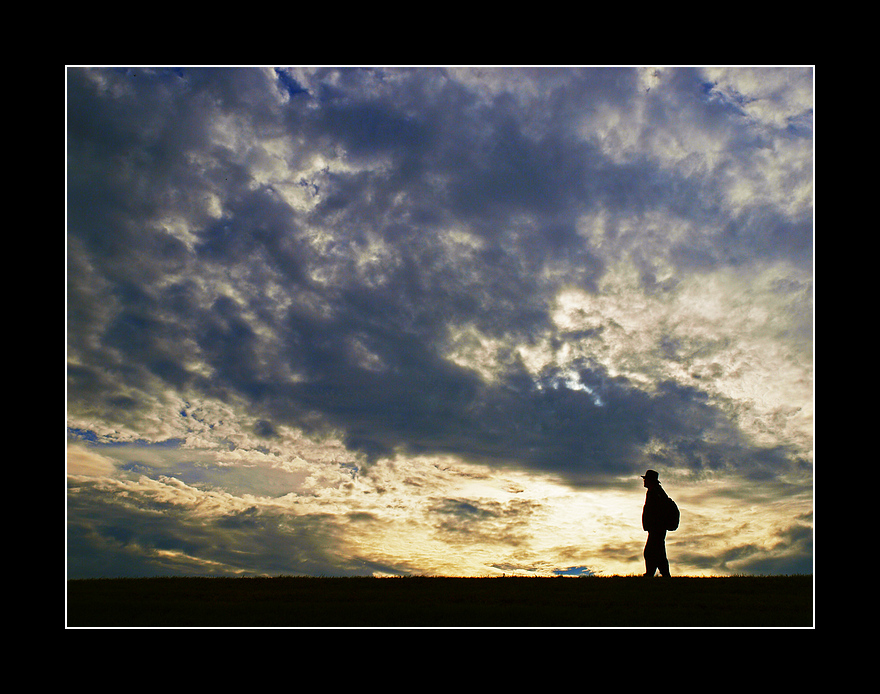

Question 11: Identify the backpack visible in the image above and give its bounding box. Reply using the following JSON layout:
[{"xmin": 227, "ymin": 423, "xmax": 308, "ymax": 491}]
[{"xmin": 665, "ymin": 496, "xmax": 680, "ymax": 531}]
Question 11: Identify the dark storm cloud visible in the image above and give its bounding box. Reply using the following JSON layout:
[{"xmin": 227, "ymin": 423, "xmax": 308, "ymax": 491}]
[{"xmin": 67, "ymin": 66, "xmax": 812, "ymax": 489}]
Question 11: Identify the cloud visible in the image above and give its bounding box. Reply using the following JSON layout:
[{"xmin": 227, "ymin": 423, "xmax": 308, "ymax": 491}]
[
  {"xmin": 67, "ymin": 66, "xmax": 813, "ymax": 578},
  {"xmin": 67, "ymin": 443, "xmax": 116, "ymax": 477},
  {"xmin": 67, "ymin": 473, "xmax": 380, "ymax": 578}
]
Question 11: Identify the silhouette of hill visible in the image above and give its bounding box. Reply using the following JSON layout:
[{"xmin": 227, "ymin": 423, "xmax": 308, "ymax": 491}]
[{"xmin": 66, "ymin": 574, "xmax": 812, "ymax": 627}]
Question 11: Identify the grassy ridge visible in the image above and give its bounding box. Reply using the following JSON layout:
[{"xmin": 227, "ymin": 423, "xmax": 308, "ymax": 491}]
[{"xmin": 66, "ymin": 575, "xmax": 813, "ymax": 627}]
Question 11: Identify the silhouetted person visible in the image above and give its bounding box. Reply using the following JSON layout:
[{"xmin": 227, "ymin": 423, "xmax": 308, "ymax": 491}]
[{"xmin": 641, "ymin": 469, "xmax": 671, "ymax": 577}]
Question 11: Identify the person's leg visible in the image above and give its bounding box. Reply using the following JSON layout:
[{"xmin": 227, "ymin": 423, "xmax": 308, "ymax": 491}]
[
  {"xmin": 658, "ymin": 544, "xmax": 670, "ymax": 577},
  {"xmin": 644, "ymin": 533, "xmax": 659, "ymax": 576},
  {"xmin": 655, "ymin": 529, "xmax": 670, "ymax": 577}
]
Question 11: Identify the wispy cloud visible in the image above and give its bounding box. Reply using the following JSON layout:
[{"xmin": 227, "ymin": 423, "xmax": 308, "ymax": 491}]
[{"xmin": 67, "ymin": 66, "xmax": 813, "ymax": 578}]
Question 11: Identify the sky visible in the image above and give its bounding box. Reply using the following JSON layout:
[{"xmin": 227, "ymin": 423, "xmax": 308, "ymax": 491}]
[{"xmin": 66, "ymin": 66, "xmax": 813, "ymax": 579}]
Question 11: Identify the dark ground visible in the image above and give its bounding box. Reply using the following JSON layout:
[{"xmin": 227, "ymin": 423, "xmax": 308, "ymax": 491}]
[{"xmin": 66, "ymin": 574, "xmax": 813, "ymax": 627}]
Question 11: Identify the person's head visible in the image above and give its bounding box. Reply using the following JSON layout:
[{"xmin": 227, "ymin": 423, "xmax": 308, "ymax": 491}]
[{"xmin": 641, "ymin": 469, "xmax": 659, "ymax": 488}]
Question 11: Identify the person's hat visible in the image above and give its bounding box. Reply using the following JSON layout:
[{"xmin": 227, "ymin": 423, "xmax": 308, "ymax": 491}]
[{"xmin": 641, "ymin": 469, "xmax": 659, "ymax": 481}]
